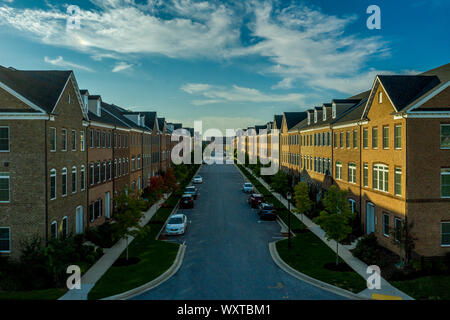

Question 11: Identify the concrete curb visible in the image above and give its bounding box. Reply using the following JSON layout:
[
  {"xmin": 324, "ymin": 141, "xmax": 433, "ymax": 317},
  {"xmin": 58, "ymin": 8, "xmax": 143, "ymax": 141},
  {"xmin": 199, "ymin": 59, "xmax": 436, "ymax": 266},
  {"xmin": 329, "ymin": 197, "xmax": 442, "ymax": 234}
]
[
  {"xmin": 102, "ymin": 243, "xmax": 186, "ymax": 300},
  {"xmin": 269, "ymin": 241, "xmax": 365, "ymax": 300},
  {"xmin": 155, "ymin": 202, "xmax": 181, "ymax": 240}
]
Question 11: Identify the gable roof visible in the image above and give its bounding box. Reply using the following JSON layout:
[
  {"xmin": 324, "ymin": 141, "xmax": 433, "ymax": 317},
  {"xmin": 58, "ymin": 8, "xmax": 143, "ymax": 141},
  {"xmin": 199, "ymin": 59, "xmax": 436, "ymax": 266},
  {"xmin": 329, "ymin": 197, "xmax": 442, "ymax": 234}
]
[
  {"xmin": 283, "ymin": 112, "xmax": 307, "ymax": 130},
  {"xmin": 0, "ymin": 66, "xmax": 74, "ymax": 114},
  {"xmin": 273, "ymin": 115, "xmax": 283, "ymax": 130},
  {"xmin": 157, "ymin": 117, "xmax": 166, "ymax": 133}
]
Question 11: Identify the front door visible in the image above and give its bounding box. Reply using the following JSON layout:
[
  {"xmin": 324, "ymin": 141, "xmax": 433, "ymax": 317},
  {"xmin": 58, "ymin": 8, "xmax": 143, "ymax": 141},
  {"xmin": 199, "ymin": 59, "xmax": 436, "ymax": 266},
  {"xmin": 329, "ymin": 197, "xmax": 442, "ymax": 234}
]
[
  {"xmin": 105, "ymin": 192, "xmax": 111, "ymax": 219},
  {"xmin": 366, "ymin": 203, "xmax": 375, "ymax": 234},
  {"xmin": 76, "ymin": 206, "xmax": 83, "ymax": 234}
]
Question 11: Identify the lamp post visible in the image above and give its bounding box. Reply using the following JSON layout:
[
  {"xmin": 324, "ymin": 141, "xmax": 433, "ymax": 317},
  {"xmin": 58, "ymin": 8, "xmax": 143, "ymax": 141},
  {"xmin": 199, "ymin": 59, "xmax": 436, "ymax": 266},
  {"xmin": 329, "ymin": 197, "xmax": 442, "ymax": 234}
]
[{"xmin": 286, "ymin": 191, "xmax": 292, "ymax": 249}]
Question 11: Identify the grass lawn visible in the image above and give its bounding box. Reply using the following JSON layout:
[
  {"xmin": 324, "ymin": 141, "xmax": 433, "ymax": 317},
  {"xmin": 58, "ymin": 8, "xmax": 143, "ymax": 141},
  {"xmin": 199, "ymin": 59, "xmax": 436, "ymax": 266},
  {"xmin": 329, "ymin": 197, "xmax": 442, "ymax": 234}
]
[
  {"xmin": 276, "ymin": 231, "xmax": 367, "ymax": 293},
  {"xmin": 0, "ymin": 288, "xmax": 66, "ymax": 300},
  {"xmin": 391, "ymin": 275, "xmax": 450, "ymax": 300}
]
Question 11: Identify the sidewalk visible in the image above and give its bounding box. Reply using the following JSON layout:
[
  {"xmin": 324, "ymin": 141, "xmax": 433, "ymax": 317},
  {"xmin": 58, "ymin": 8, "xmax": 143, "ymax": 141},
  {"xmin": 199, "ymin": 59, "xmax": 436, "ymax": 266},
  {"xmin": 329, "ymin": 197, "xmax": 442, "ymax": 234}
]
[
  {"xmin": 242, "ymin": 166, "xmax": 414, "ymax": 300},
  {"xmin": 59, "ymin": 195, "xmax": 169, "ymax": 300}
]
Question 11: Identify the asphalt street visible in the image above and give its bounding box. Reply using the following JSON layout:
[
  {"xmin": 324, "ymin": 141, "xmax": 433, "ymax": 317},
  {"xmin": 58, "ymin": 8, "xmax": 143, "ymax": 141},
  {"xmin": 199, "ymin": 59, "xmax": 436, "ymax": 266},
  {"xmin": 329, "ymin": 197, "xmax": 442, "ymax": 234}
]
[{"xmin": 132, "ymin": 163, "xmax": 344, "ymax": 300}]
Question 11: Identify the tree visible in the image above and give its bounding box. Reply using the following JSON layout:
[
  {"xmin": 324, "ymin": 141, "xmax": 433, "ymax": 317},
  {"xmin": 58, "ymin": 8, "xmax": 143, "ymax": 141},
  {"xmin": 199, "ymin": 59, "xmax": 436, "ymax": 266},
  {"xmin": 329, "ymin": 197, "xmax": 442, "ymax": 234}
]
[
  {"xmin": 390, "ymin": 217, "xmax": 416, "ymax": 266},
  {"xmin": 270, "ymin": 171, "xmax": 290, "ymax": 196},
  {"xmin": 313, "ymin": 186, "xmax": 354, "ymax": 265},
  {"xmin": 314, "ymin": 212, "xmax": 353, "ymax": 265},
  {"xmin": 113, "ymin": 187, "xmax": 149, "ymax": 261},
  {"xmin": 173, "ymin": 164, "xmax": 188, "ymax": 182},
  {"xmin": 293, "ymin": 182, "xmax": 313, "ymax": 218},
  {"xmin": 144, "ymin": 175, "xmax": 166, "ymax": 203},
  {"xmin": 164, "ymin": 167, "xmax": 178, "ymax": 192}
]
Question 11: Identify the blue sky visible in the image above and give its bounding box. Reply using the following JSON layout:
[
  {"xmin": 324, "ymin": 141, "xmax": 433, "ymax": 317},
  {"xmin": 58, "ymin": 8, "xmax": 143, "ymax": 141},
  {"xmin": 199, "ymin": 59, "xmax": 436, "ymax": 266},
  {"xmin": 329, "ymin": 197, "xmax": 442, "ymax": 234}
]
[{"xmin": 0, "ymin": 0, "xmax": 448, "ymax": 133}]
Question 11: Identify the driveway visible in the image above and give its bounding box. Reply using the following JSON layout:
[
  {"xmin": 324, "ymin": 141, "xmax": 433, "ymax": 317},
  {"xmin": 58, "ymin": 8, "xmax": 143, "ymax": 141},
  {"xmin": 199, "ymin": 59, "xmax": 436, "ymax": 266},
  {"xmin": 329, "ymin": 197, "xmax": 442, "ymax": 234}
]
[{"xmin": 133, "ymin": 163, "xmax": 344, "ymax": 300}]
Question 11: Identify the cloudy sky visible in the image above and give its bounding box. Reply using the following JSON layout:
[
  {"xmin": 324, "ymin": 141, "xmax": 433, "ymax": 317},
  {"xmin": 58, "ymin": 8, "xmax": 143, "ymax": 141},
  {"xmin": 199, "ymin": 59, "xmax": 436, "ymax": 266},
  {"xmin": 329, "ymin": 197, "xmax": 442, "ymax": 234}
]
[{"xmin": 0, "ymin": 0, "xmax": 448, "ymax": 133}]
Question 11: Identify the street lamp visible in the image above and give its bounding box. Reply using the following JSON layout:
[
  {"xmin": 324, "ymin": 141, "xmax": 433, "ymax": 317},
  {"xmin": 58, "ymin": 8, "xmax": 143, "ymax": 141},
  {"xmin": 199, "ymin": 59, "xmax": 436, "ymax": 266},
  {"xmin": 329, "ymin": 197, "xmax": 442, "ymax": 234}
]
[{"xmin": 286, "ymin": 191, "xmax": 292, "ymax": 249}]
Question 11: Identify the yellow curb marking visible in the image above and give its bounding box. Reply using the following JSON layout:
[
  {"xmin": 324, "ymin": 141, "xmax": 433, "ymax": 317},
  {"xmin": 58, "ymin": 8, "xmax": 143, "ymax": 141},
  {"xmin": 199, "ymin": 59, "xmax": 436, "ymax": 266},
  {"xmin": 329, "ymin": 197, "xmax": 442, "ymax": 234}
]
[{"xmin": 372, "ymin": 293, "xmax": 403, "ymax": 300}]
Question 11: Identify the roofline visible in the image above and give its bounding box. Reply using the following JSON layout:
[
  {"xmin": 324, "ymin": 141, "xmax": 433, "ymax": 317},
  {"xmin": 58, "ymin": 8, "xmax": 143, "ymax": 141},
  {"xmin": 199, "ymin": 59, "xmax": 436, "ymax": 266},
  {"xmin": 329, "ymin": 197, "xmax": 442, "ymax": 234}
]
[
  {"xmin": 0, "ymin": 81, "xmax": 47, "ymax": 114},
  {"xmin": 405, "ymin": 81, "xmax": 450, "ymax": 113}
]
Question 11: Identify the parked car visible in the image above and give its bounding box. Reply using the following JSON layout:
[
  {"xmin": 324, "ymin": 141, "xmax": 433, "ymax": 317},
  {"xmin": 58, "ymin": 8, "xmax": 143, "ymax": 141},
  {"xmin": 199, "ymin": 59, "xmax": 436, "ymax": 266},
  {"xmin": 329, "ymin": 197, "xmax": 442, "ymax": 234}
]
[
  {"xmin": 248, "ymin": 193, "xmax": 265, "ymax": 208},
  {"xmin": 166, "ymin": 214, "xmax": 188, "ymax": 235},
  {"xmin": 184, "ymin": 186, "xmax": 198, "ymax": 199},
  {"xmin": 179, "ymin": 194, "xmax": 194, "ymax": 209},
  {"xmin": 242, "ymin": 182, "xmax": 254, "ymax": 193},
  {"xmin": 193, "ymin": 175, "xmax": 203, "ymax": 184},
  {"xmin": 258, "ymin": 203, "xmax": 277, "ymax": 220}
]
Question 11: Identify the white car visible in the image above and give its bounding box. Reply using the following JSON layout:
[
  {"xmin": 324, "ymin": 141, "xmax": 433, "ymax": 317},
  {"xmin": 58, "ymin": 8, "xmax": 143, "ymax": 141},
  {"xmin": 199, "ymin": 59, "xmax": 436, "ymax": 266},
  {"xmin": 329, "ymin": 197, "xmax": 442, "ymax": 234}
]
[
  {"xmin": 165, "ymin": 214, "xmax": 188, "ymax": 235},
  {"xmin": 242, "ymin": 182, "xmax": 254, "ymax": 193},
  {"xmin": 193, "ymin": 175, "xmax": 203, "ymax": 184}
]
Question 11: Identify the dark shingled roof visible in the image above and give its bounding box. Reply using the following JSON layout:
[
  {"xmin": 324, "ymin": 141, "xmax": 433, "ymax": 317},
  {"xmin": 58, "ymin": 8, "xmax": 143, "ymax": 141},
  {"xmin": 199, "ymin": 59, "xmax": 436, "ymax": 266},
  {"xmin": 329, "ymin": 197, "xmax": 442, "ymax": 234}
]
[
  {"xmin": 0, "ymin": 65, "xmax": 72, "ymax": 113},
  {"xmin": 378, "ymin": 75, "xmax": 440, "ymax": 111},
  {"xmin": 157, "ymin": 117, "xmax": 166, "ymax": 132},
  {"xmin": 255, "ymin": 125, "xmax": 267, "ymax": 134},
  {"xmin": 284, "ymin": 112, "xmax": 307, "ymax": 130},
  {"xmin": 274, "ymin": 115, "xmax": 283, "ymax": 130},
  {"xmin": 100, "ymin": 102, "xmax": 136, "ymax": 129},
  {"xmin": 333, "ymin": 98, "xmax": 368, "ymax": 125}
]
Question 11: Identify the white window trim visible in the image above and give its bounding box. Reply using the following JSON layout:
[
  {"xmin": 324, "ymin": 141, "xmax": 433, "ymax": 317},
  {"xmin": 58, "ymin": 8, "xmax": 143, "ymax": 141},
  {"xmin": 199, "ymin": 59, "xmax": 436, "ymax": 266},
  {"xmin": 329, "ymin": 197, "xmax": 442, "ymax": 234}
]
[
  {"xmin": 394, "ymin": 218, "xmax": 402, "ymax": 242},
  {"xmin": 336, "ymin": 162, "xmax": 342, "ymax": 180},
  {"xmin": 348, "ymin": 163, "xmax": 357, "ymax": 184},
  {"xmin": 441, "ymin": 222, "xmax": 450, "ymax": 247},
  {"xmin": 62, "ymin": 216, "xmax": 68, "ymax": 238},
  {"xmin": 373, "ymin": 164, "xmax": 389, "ymax": 193},
  {"xmin": 0, "ymin": 172, "xmax": 10, "ymax": 203},
  {"xmin": 0, "ymin": 126, "xmax": 10, "ymax": 153},
  {"xmin": 80, "ymin": 165, "xmax": 86, "ymax": 191},
  {"xmin": 348, "ymin": 199, "xmax": 356, "ymax": 213},
  {"xmin": 50, "ymin": 169, "xmax": 57, "ymax": 200},
  {"xmin": 378, "ymin": 91, "xmax": 383, "ymax": 104},
  {"xmin": 62, "ymin": 167, "xmax": 68, "ymax": 197},
  {"xmin": 51, "ymin": 220, "xmax": 58, "ymax": 239},
  {"xmin": 72, "ymin": 130, "xmax": 77, "ymax": 151},
  {"xmin": 394, "ymin": 125, "xmax": 402, "ymax": 150},
  {"xmin": 72, "ymin": 166, "xmax": 77, "ymax": 194},
  {"xmin": 394, "ymin": 167, "xmax": 402, "ymax": 197},
  {"xmin": 80, "ymin": 130, "xmax": 85, "ymax": 152},
  {"xmin": 0, "ymin": 227, "xmax": 11, "ymax": 253}
]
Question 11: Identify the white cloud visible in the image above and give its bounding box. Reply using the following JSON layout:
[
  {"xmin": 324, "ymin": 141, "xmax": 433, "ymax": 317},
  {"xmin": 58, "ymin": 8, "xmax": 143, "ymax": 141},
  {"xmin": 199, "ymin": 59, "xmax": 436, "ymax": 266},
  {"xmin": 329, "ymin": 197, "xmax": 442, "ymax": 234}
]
[
  {"xmin": 44, "ymin": 56, "xmax": 93, "ymax": 72},
  {"xmin": 182, "ymin": 82, "xmax": 305, "ymax": 106},
  {"xmin": 112, "ymin": 61, "xmax": 133, "ymax": 72},
  {"xmin": 0, "ymin": 1, "xmax": 391, "ymax": 94}
]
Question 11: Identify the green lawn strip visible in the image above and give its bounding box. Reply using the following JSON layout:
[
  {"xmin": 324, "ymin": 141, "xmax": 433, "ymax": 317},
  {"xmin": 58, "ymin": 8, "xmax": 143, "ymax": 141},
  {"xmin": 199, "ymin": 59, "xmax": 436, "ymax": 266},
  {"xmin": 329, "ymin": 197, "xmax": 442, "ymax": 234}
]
[
  {"xmin": 276, "ymin": 233, "xmax": 367, "ymax": 293},
  {"xmin": 391, "ymin": 275, "xmax": 450, "ymax": 300},
  {"xmin": 0, "ymin": 288, "xmax": 67, "ymax": 300},
  {"xmin": 88, "ymin": 165, "xmax": 200, "ymax": 300}
]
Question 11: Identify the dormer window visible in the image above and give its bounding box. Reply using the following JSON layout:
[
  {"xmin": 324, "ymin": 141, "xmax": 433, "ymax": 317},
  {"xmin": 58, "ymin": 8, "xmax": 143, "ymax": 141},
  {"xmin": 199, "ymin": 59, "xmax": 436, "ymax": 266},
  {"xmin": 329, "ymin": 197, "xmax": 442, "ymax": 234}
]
[
  {"xmin": 96, "ymin": 100, "xmax": 101, "ymax": 117},
  {"xmin": 323, "ymin": 108, "xmax": 327, "ymax": 121},
  {"xmin": 332, "ymin": 104, "xmax": 336, "ymax": 118},
  {"xmin": 378, "ymin": 92, "xmax": 383, "ymax": 104},
  {"xmin": 68, "ymin": 94, "xmax": 71, "ymax": 104},
  {"xmin": 314, "ymin": 110, "xmax": 318, "ymax": 123},
  {"xmin": 84, "ymin": 96, "xmax": 88, "ymax": 108},
  {"xmin": 307, "ymin": 113, "xmax": 311, "ymax": 125}
]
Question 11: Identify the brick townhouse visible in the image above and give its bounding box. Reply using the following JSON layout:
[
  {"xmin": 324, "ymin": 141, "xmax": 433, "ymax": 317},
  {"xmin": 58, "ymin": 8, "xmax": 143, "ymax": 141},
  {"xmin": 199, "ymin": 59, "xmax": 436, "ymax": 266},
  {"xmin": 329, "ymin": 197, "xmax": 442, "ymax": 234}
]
[
  {"xmin": 158, "ymin": 118, "xmax": 169, "ymax": 173},
  {"xmin": 0, "ymin": 66, "xmax": 88, "ymax": 259},
  {"xmin": 249, "ymin": 63, "xmax": 450, "ymax": 258}
]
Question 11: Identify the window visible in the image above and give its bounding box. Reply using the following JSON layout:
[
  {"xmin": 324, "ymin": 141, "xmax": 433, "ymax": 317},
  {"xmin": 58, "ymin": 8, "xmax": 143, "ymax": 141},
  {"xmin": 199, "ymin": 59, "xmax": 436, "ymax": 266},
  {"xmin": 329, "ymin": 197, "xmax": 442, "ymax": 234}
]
[
  {"xmin": 80, "ymin": 130, "xmax": 85, "ymax": 151},
  {"xmin": 132, "ymin": 157, "xmax": 136, "ymax": 171},
  {"xmin": 62, "ymin": 129, "xmax": 67, "ymax": 151},
  {"xmin": 102, "ymin": 162, "xmax": 106, "ymax": 182},
  {"xmin": 335, "ymin": 161, "xmax": 342, "ymax": 180},
  {"xmin": 334, "ymin": 132, "xmax": 337, "ymax": 148},
  {"xmin": 114, "ymin": 159, "xmax": 117, "ymax": 177},
  {"xmin": 51, "ymin": 221, "xmax": 58, "ymax": 239},
  {"xmin": 339, "ymin": 132, "xmax": 343, "ymax": 148},
  {"xmin": 62, "ymin": 217, "xmax": 68, "ymax": 239},
  {"xmin": 50, "ymin": 169, "xmax": 56, "ymax": 200},
  {"xmin": 0, "ymin": 173, "xmax": 10, "ymax": 203},
  {"xmin": 348, "ymin": 199, "xmax": 356, "ymax": 213},
  {"xmin": 89, "ymin": 129, "xmax": 94, "ymax": 148},
  {"xmin": 49, "ymin": 127, "xmax": 56, "ymax": 152},
  {"xmin": 441, "ymin": 124, "xmax": 450, "ymax": 149},
  {"xmin": 62, "ymin": 168, "xmax": 68, "ymax": 196},
  {"xmin": 89, "ymin": 203, "xmax": 95, "ymax": 222},
  {"xmin": 383, "ymin": 214, "xmax": 390, "ymax": 237},
  {"xmin": 395, "ymin": 168, "xmax": 402, "ymax": 196},
  {"xmin": 80, "ymin": 166, "xmax": 85, "ymax": 191},
  {"xmin": 442, "ymin": 222, "xmax": 450, "ymax": 246},
  {"xmin": 72, "ymin": 167, "xmax": 77, "ymax": 193},
  {"xmin": 96, "ymin": 131, "xmax": 100, "ymax": 148},
  {"xmin": 383, "ymin": 126, "xmax": 389, "ymax": 149},
  {"xmin": 378, "ymin": 91, "xmax": 383, "ymax": 104},
  {"xmin": 372, "ymin": 127, "xmax": 378, "ymax": 149},
  {"xmin": 348, "ymin": 163, "xmax": 356, "ymax": 184},
  {"xmin": 96, "ymin": 163, "xmax": 101, "ymax": 183},
  {"xmin": 353, "ymin": 130, "xmax": 358, "ymax": 148},
  {"xmin": 346, "ymin": 131, "xmax": 350, "ymax": 148},
  {"xmin": 95, "ymin": 199, "xmax": 103, "ymax": 219},
  {"xmin": 72, "ymin": 130, "xmax": 77, "ymax": 151},
  {"xmin": 118, "ymin": 159, "xmax": 122, "ymax": 176},
  {"xmin": 363, "ymin": 128, "xmax": 368, "ymax": 149},
  {"xmin": 441, "ymin": 168, "xmax": 450, "ymax": 198},
  {"xmin": 363, "ymin": 164, "xmax": 369, "ymax": 187},
  {"xmin": 394, "ymin": 218, "xmax": 402, "ymax": 242},
  {"xmin": 373, "ymin": 164, "xmax": 389, "ymax": 192},
  {"xmin": 89, "ymin": 163, "xmax": 94, "ymax": 185},
  {"xmin": 108, "ymin": 161, "xmax": 112, "ymax": 180},
  {"xmin": 138, "ymin": 156, "xmax": 141, "ymax": 169},
  {"xmin": 102, "ymin": 132, "xmax": 106, "ymax": 148},
  {"xmin": 0, "ymin": 127, "xmax": 9, "ymax": 153},
  {"xmin": 0, "ymin": 228, "xmax": 10, "ymax": 252},
  {"xmin": 394, "ymin": 125, "xmax": 402, "ymax": 149}
]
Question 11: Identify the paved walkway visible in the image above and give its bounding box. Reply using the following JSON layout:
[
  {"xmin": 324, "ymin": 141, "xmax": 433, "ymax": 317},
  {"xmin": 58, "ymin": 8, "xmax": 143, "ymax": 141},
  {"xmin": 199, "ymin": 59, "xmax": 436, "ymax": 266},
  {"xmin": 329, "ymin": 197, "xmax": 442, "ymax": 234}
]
[
  {"xmin": 242, "ymin": 166, "xmax": 414, "ymax": 300},
  {"xmin": 59, "ymin": 196, "xmax": 169, "ymax": 300}
]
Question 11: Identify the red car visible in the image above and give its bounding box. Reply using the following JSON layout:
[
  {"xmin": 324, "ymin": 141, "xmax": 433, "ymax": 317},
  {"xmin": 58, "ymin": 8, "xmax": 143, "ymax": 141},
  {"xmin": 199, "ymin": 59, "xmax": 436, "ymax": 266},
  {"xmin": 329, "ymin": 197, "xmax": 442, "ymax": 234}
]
[{"xmin": 248, "ymin": 193, "xmax": 265, "ymax": 208}]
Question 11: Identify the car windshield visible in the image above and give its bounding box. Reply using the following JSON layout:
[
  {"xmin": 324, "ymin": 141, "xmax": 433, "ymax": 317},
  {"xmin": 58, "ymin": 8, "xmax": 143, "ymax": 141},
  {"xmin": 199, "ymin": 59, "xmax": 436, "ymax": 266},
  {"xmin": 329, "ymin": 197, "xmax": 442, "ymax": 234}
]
[
  {"xmin": 245, "ymin": 183, "xmax": 253, "ymax": 187},
  {"xmin": 186, "ymin": 187, "xmax": 195, "ymax": 191},
  {"xmin": 263, "ymin": 205, "xmax": 273, "ymax": 210},
  {"xmin": 254, "ymin": 195, "xmax": 263, "ymax": 198},
  {"xmin": 168, "ymin": 217, "xmax": 183, "ymax": 224},
  {"xmin": 195, "ymin": 176, "xmax": 201, "ymax": 179},
  {"xmin": 182, "ymin": 194, "xmax": 192, "ymax": 198}
]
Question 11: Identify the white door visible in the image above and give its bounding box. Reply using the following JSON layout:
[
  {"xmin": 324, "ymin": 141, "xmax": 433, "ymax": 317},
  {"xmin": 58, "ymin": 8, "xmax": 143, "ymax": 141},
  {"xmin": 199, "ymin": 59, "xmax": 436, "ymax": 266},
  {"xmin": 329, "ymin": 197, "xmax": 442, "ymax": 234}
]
[
  {"xmin": 76, "ymin": 206, "xmax": 83, "ymax": 234},
  {"xmin": 105, "ymin": 192, "xmax": 111, "ymax": 219},
  {"xmin": 366, "ymin": 203, "xmax": 375, "ymax": 234}
]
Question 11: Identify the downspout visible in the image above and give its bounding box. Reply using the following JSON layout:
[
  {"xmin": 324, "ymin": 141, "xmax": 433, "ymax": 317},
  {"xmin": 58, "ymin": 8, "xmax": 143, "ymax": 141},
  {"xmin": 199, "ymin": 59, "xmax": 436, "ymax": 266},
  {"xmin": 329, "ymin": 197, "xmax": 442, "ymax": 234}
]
[
  {"xmin": 85, "ymin": 124, "xmax": 89, "ymax": 230},
  {"xmin": 359, "ymin": 121, "xmax": 363, "ymax": 224},
  {"xmin": 44, "ymin": 118, "xmax": 48, "ymax": 244}
]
